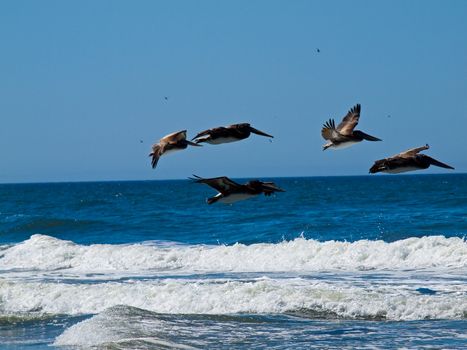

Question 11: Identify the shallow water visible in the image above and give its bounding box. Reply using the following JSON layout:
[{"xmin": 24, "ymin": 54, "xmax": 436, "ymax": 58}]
[{"xmin": 0, "ymin": 175, "xmax": 466, "ymax": 349}]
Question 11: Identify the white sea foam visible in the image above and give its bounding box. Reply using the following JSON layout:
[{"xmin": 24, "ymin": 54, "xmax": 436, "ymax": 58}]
[
  {"xmin": 0, "ymin": 277, "xmax": 466, "ymax": 321},
  {"xmin": 0, "ymin": 234, "xmax": 465, "ymax": 275},
  {"xmin": 54, "ymin": 304, "xmax": 467, "ymax": 348},
  {"xmin": 1, "ymin": 235, "xmax": 465, "ymax": 323},
  {"xmin": 54, "ymin": 306, "xmax": 198, "ymax": 348}
]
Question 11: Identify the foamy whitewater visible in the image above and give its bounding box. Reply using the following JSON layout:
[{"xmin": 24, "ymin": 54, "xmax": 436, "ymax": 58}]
[
  {"xmin": 1, "ymin": 234, "xmax": 466, "ymax": 273},
  {"xmin": 1, "ymin": 176, "xmax": 466, "ymax": 349}
]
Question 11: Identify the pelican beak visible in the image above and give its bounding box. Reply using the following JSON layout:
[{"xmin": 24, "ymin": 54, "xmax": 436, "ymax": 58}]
[{"xmin": 249, "ymin": 126, "xmax": 273, "ymax": 138}]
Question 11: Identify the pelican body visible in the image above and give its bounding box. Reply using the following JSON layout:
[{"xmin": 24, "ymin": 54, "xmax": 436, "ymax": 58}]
[
  {"xmin": 192, "ymin": 123, "xmax": 273, "ymax": 145},
  {"xmin": 190, "ymin": 175, "xmax": 285, "ymax": 204},
  {"xmin": 149, "ymin": 130, "xmax": 200, "ymax": 169},
  {"xmin": 369, "ymin": 145, "xmax": 454, "ymax": 174},
  {"xmin": 321, "ymin": 104, "xmax": 381, "ymax": 150}
]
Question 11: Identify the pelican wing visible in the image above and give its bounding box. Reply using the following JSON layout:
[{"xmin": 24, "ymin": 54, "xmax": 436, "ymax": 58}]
[
  {"xmin": 321, "ymin": 119, "xmax": 341, "ymax": 140},
  {"xmin": 149, "ymin": 144, "xmax": 162, "ymax": 169},
  {"xmin": 260, "ymin": 181, "xmax": 285, "ymax": 193},
  {"xmin": 190, "ymin": 175, "xmax": 243, "ymax": 194},
  {"xmin": 192, "ymin": 128, "xmax": 212, "ymax": 140},
  {"xmin": 228, "ymin": 123, "xmax": 249, "ymax": 128},
  {"xmin": 336, "ymin": 104, "xmax": 361, "ymax": 135},
  {"xmin": 161, "ymin": 130, "xmax": 187, "ymax": 143},
  {"xmin": 192, "ymin": 127, "xmax": 229, "ymax": 140},
  {"xmin": 396, "ymin": 144, "xmax": 429, "ymax": 158}
]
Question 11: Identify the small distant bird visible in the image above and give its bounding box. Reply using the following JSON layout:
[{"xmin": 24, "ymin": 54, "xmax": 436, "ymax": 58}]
[
  {"xmin": 192, "ymin": 123, "xmax": 273, "ymax": 145},
  {"xmin": 316, "ymin": 48, "xmax": 320, "ymax": 53},
  {"xmin": 164, "ymin": 96, "xmax": 168, "ymax": 101},
  {"xmin": 139, "ymin": 140, "xmax": 144, "ymax": 143},
  {"xmin": 149, "ymin": 130, "xmax": 201, "ymax": 169},
  {"xmin": 190, "ymin": 175, "xmax": 285, "ymax": 204},
  {"xmin": 369, "ymin": 144, "xmax": 454, "ymax": 174},
  {"xmin": 321, "ymin": 104, "xmax": 381, "ymax": 150}
]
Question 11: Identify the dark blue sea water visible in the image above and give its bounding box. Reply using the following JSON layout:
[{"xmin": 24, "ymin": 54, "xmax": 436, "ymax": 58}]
[{"xmin": 0, "ymin": 175, "xmax": 466, "ymax": 349}]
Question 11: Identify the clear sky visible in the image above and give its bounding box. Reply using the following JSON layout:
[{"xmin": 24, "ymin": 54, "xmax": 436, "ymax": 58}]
[{"xmin": 1, "ymin": 0, "xmax": 466, "ymax": 183}]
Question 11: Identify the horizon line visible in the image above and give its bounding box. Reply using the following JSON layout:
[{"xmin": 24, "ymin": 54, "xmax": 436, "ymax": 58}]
[{"xmin": 0, "ymin": 172, "xmax": 465, "ymax": 186}]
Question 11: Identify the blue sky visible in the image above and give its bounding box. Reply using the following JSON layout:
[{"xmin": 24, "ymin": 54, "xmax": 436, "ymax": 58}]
[{"xmin": 1, "ymin": 0, "xmax": 466, "ymax": 183}]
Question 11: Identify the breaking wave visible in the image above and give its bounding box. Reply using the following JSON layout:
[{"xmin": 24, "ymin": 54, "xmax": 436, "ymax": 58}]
[
  {"xmin": 0, "ymin": 234, "xmax": 466, "ymax": 274},
  {"xmin": 53, "ymin": 304, "xmax": 467, "ymax": 348},
  {"xmin": 1, "ymin": 235, "xmax": 465, "ymax": 324},
  {"xmin": 1, "ymin": 277, "xmax": 466, "ymax": 321}
]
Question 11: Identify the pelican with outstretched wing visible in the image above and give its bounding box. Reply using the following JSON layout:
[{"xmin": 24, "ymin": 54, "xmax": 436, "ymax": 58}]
[
  {"xmin": 149, "ymin": 130, "xmax": 201, "ymax": 169},
  {"xmin": 369, "ymin": 144, "xmax": 454, "ymax": 174},
  {"xmin": 192, "ymin": 123, "xmax": 273, "ymax": 145},
  {"xmin": 190, "ymin": 175, "xmax": 285, "ymax": 204},
  {"xmin": 321, "ymin": 104, "xmax": 381, "ymax": 150}
]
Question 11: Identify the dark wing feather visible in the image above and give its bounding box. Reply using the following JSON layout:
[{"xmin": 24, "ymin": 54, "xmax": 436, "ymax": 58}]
[
  {"xmin": 192, "ymin": 128, "xmax": 213, "ymax": 140},
  {"xmin": 321, "ymin": 119, "xmax": 340, "ymax": 140},
  {"xmin": 227, "ymin": 123, "xmax": 250, "ymax": 129},
  {"xmin": 192, "ymin": 127, "xmax": 229, "ymax": 140},
  {"xmin": 149, "ymin": 144, "xmax": 162, "ymax": 169},
  {"xmin": 190, "ymin": 175, "xmax": 243, "ymax": 194},
  {"xmin": 336, "ymin": 104, "xmax": 360, "ymax": 135},
  {"xmin": 260, "ymin": 182, "xmax": 285, "ymax": 193}
]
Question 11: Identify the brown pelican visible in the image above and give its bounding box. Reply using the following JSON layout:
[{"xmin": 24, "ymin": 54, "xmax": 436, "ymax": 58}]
[
  {"xmin": 192, "ymin": 123, "xmax": 273, "ymax": 145},
  {"xmin": 321, "ymin": 104, "xmax": 381, "ymax": 150},
  {"xmin": 369, "ymin": 144, "xmax": 454, "ymax": 174},
  {"xmin": 190, "ymin": 175, "xmax": 285, "ymax": 204},
  {"xmin": 149, "ymin": 130, "xmax": 200, "ymax": 169}
]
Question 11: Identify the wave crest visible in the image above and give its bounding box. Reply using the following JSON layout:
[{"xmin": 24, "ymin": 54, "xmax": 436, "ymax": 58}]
[
  {"xmin": 1, "ymin": 278, "xmax": 466, "ymax": 321},
  {"xmin": 0, "ymin": 234, "xmax": 466, "ymax": 274}
]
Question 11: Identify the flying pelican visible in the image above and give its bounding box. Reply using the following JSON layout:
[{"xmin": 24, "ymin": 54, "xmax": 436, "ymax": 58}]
[
  {"xmin": 369, "ymin": 144, "xmax": 454, "ymax": 174},
  {"xmin": 192, "ymin": 123, "xmax": 273, "ymax": 145},
  {"xmin": 149, "ymin": 130, "xmax": 200, "ymax": 169},
  {"xmin": 190, "ymin": 175, "xmax": 285, "ymax": 204},
  {"xmin": 321, "ymin": 104, "xmax": 381, "ymax": 150}
]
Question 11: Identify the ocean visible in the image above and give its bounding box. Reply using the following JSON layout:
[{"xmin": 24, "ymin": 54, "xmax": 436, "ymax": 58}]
[{"xmin": 0, "ymin": 174, "xmax": 466, "ymax": 349}]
